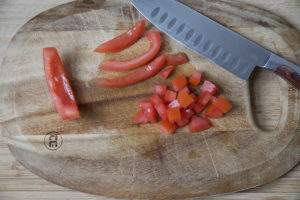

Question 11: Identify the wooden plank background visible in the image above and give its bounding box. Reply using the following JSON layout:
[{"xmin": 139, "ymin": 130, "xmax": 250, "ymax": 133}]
[{"xmin": 0, "ymin": 0, "xmax": 299, "ymax": 199}]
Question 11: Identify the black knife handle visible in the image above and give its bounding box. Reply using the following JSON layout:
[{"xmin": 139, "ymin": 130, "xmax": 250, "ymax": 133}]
[{"xmin": 264, "ymin": 53, "xmax": 300, "ymax": 89}]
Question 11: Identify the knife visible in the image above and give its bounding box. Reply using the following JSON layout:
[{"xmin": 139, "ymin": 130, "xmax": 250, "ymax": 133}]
[{"xmin": 130, "ymin": 0, "xmax": 300, "ymax": 89}]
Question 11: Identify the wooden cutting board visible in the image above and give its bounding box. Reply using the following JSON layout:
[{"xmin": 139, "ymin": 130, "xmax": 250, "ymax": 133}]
[{"xmin": 0, "ymin": 0, "xmax": 299, "ymax": 199}]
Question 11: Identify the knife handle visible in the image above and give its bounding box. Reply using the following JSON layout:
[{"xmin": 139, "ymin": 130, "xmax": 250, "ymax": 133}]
[{"xmin": 264, "ymin": 53, "xmax": 300, "ymax": 89}]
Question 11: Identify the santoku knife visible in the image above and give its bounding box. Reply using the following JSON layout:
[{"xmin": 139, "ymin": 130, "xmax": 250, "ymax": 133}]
[{"xmin": 130, "ymin": 0, "xmax": 300, "ymax": 89}]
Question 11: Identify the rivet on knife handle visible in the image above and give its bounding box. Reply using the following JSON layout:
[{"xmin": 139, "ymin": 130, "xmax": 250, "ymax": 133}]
[{"xmin": 263, "ymin": 53, "xmax": 300, "ymax": 89}]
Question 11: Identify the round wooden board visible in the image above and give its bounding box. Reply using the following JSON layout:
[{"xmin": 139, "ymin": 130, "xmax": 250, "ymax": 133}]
[{"xmin": 0, "ymin": 0, "xmax": 299, "ymax": 199}]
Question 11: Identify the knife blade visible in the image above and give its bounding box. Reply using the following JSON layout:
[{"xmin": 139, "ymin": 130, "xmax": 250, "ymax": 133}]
[{"xmin": 130, "ymin": 0, "xmax": 300, "ymax": 89}]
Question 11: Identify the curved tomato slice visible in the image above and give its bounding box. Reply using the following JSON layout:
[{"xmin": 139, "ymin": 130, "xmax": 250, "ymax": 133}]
[
  {"xmin": 43, "ymin": 47, "xmax": 80, "ymax": 120},
  {"xmin": 166, "ymin": 52, "xmax": 188, "ymax": 66},
  {"xmin": 94, "ymin": 20, "xmax": 146, "ymax": 53},
  {"xmin": 99, "ymin": 31, "xmax": 161, "ymax": 71},
  {"xmin": 98, "ymin": 54, "xmax": 166, "ymax": 87}
]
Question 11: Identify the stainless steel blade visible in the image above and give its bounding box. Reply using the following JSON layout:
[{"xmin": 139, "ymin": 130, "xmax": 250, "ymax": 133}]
[{"xmin": 130, "ymin": 0, "xmax": 272, "ymax": 80}]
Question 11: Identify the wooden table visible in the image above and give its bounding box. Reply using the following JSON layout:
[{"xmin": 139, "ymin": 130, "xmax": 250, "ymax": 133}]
[{"xmin": 0, "ymin": 0, "xmax": 299, "ymax": 199}]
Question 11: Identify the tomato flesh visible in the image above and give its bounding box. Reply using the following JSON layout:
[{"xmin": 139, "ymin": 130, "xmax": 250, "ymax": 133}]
[
  {"xmin": 139, "ymin": 100, "xmax": 157, "ymax": 123},
  {"xmin": 189, "ymin": 70, "xmax": 202, "ymax": 86},
  {"xmin": 166, "ymin": 52, "xmax": 188, "ymax": 66},
  {"xmin": 43, "ymin": 47, "xmax": 80, "ymax": 120},
  {"xmin": 99, "ymin": 31, "xmax": 161, "ymax": 71},
  {"xmin": 134, "ymin": 110, "xmax": 149, "ymax": 123},
  {"xmin": 159, "ymin": 120, "xmax": 177, "ymax": 135},
  {"xmin": 201, "ymin": 80, "xmax": 219, "ymax": 95},
  {"xmin": 160, "ymin": 66, "xmax": 174, "ymax": 79},
  {"xmin": 172, "ymin": 74, "xmax": 187, "ymax": 91},
  {"xmin": 205, "ymin": 105, "xmax": 223, "ymax": 118},
  {"xmin": 189, "ymin": 116, "xmax": 212, "ymax": 132},
  {"xmin": 213, "ymin": 96, "xmax": 232, "ymax": 113},
  {"xmin": 164, "ymin": 89, "xmax": 177, "ymax": 103},
  {"xmin": 154, "ymin": 85, "xmax": 168, "ymax": 99},
  {"xmin": 94, "ymin": 20, "xmax": 146, "ymax": 53}
]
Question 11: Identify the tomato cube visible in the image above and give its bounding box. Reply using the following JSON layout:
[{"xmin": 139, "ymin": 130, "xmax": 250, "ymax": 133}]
[
  {"xmin": 192, "ymin": 102, "xmax": 206, "ymax": 114},
  {"xmin": 205, "ymin": 104, "xmax": 223, "ymax": 118},
  {"xmin": 178, "ymin": 85, "xmax": 190, "ymax": 95},
  {"xmin": 189, "ymin": 116, "xmax": 213, "ymax": 132},
  {"xmin": 151, "ymin": 94, "xmax": 165, "ymax": 105},
  {"xmin": 158, "ymin": 120, "xmax": 177, "ymax": 135},
  {"xmin": 172, "ymin": 74, "xmax": 187, "ymax": 91},
  {"xmin": 213, "ymin": 96, "xmax": 232, "ymax": 113},
  {"xmin": 201, "ymin": 80, "xmax": 219, "ymax": 95},
  {"xmin": 167, "ymin": 107, "xmax": 181, "ymax": 122},
  {"xmin": 164, "ymin": 89, "xmax": 177, "ymax": 103},
  {"xmin": 168, "ymin": 99, "xmax": 181, "ymax": 108},
  {"xmin": 183, "ymin": 108, "xmax": 195, "ymax": 119},
  {"xmin": 176, "ymin": 110, "xmax": 190, "ymax": 127},
  {"xmin": 133, "ymin": 110, "xmax": 149, "ymax": 123},
  {"xmin": 154, "ymin": 85, "xmax": 168, "ymax": 99},
  {"xmin": 189, "ymin": 70, "xmax": 202, "ymax": 86},
  {"xmin": 177, "ymin": 91, "xmax": 195, "ymax": 108},
  {"xmin": 154, "ymin": 102, "xmax": 168, "ymax": 120},
  {"xmin": 138, "ymin": 100, "xmax": 157, "ymax": 123},
  {"xmin": 198, "ymin": 91, "xmax": 212, "ymax": 106}
]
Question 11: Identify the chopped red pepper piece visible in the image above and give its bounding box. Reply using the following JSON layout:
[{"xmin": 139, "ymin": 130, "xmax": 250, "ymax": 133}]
[
  {"xmin": 94, "ymin": 20, "xmax": 146, "ymax": 53},
  {"xmin": 189, "ymin": 70, "xmax": 202, "ymax": 86},
  {"xmin": 98, "ymin": 54, "xmax": 166, "ymax": 87},
  {"xmin": 213, "ymin": 96, "xmax": 232, "ymax": 113},
  {"xmin": 205, "ymin": 104, "xmax": 223, "ymax": 118},
  {"xmin": 154, "ymin": 85, "xmax": 168, "ymax": 99},
  {"xmin": 177, "ymin": 91, "xmax": 195, "ymax": 108},
  {"xmin": 160, "ymin": 66, "xmax": 175, "ymax": 79},
  {"xmin": 159, "ymin": 120, "xmax": 177, "ymax": 135},
  {"xmin": 164, "ymin": 89, "xmax": 177, "ymax": 103},
  {"xmin": 43, "ymin": 47, "xmax": 80, "ymax": 120},
  {"xmin": 167, "ymin": 107, "xmax": 181, "ymax": 122},
  {"xmin": 201, "ymin": 80, "xmax": 219, "ymax": 95},
  {"xmin": 172, "ymin": 74, "xmax": 187, "ymax": 91},
  {"xmin": 189, "ymin": 116, "xmax": 213, "ymax": 132},
  {"xmin": 99, "ymin": 31, "xmax": 161, "ymax": 71},
  {"xmin": 166, "ymin": 52, "xmax": 188, "ymax": 66}
]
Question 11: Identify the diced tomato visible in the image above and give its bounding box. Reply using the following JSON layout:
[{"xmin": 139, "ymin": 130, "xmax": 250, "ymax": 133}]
[
  {"xmin": 94, "ymin": 20, "xmax": 146, "ymax": 53},
  {"xmin": 189, "ymin": 116, "xmax": 213, "ymax": 132},
  {"xmin": 99, "ymin": 31, "xmax": 162, "ymax": 71},
  {"xmin": 43, "ymin": 47, "xmax": 80, "ymax": 120},
  {"xmin": 183, "ymin": 108, "xmax": 195, "ymax": 119},
  {"xmin": 151, "ymin": 94, "xmax": 165, "ymax": 105},
  {"xmin": 168, "ymin": 99, "xmax": 181, "ymax": 108},
  {"xmin": 189, "ymin": 70, "xmax": 202, "ymax": 86},
  {"xmin": 190, "ymin": 93, "xmax": 197, "ymax": 101},
  {"xmin": 160, "ymin": 66, "xmax": 174, "ymax": 79},
  {"xmin": 213, "ymin": 96, "xmax": 232, "ymax": 113},
  {"xmin": 167, "ymin": 107, "xmax": 181, "ymax": 122},
  {"xmin": 134, "ymin": 110, "xmax": 149, "ymax": 123},
  {"xmin": 172, "ymin": 74, "xmax": 187, "ymax": 91},
  {"xmin": 201, "ymin": 80, "xmax": 219, "ymax": 95},
  {"xmin": 198, "ymin": 91, "xmax": 212, "ymax": 106},
  {"xmin": 154, "ymin": 85, "xmax": 168, "ymax": 99},
  {"xmin": 205, "ymin": 104, "xmax": 223, "ymax": 118},
  {"xmin": 98, "ymin": 54, "xmax": 166, "ymax": 87},
  {"xmin": 158, "ymin": 120, "xmax": 177, "ymax": 135},
  {"xmin": 177, "ymin": 91, "xmax": 195, "ymax": 108},
  {"xmin": 176, "ymin": 110, "xmax": 190, "ymax": 127},
  {"xmin": 192, "ymin": 102, "xmax": 206, "ymax": 114},
  {"xmin": 178, "ymin": 85, "xmax": 190, "ymax": 95},
  {"xmin": 211, "ymin": 96, "xmax": 217, "ymax": 103},
  {"xmin": 164, "ymin": 89, "xmax": 177, "ymax": 103},
  {"xmin": 138, "ymin": 100, "xmax": 157, "ymax": 123},
  {"xmin": 154, "ymin": 103, "xmax": 168, "ymax": 120},
  {"xmin": 166, "ymin": 52, "xmax": 188, "ymax": 66}
]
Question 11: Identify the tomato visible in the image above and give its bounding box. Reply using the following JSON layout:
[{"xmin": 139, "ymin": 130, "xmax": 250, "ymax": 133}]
[
  {"xmin": 134, "ymin": 110, "xmax": 149, "ymax": 123},
  {"xmin": 213, "ymin": 96, "xmax": 232, "ymax": 113},
  {"xmin": 189, "ymin": 70, "xmax": 202, "ymax": 86},
  {"xmin": 189, "ymin": 116, "xmax": 213, "ymax": 132},
  {"xmin": 177, "ymin": 91, "xmax": 195, "ymax": 108},
  {"xmin": 166, "ymin": 52, "xmax": 188, "ymax": 66},
  {"xmin": 154, "ymin": 103, "xmax": 168, "ymax": 120},
  {"xmin": 167, "ymin": 107, "xmax": 181, "ymax": 122},
  {"xmin": 150, "ymin": 94, "xmax": 165, "ymax": 105},
  {"xmin": 201, "ymin": 80, "xmax": 219, "ymax": 95},
  {"xmin": 160, "ymin": 66, "xmax": 174, "ymax": 79},
  {"xmin": 172, "ymin": 74, "xmax": 187, "ymax": 91},
  {"xmin": 164, "ymin": 89, "xmax": 177, "ymax": 103},
  {"xmin": 98, "ymin": 54, "xmax": 166, "ymax": 87},
  {"xmin": 43, "ymin": 47, "xmax": 80, "ymax": 120},
  {"xmin": 168, "ymin": 99, "xmax": 181, "ymax": 108},
  {"xmin": 178, "ymin": 85, "xmax": 190, "ymax": 95},
  {"xmin": 94, "ymin": 20, "xmax": 146, "ymax": 53},
  {"xmin": 154, "ymin": 85, "xmax": 168, "ymax": 99},
  {"xmin": 198, "ymin": 91, "xmax": 212, "ymax": 106},
  {"xmin": 192, "ymin": 102, "xmax": 206, "ymax": 114},
  {"xmin": 176, "ymin": 110, "xmax": 190, "ymax": 127},
  {"xmin": 139, "ymin": 100, "xmax": 157, "ymax": 123},
  {"xmin": 159, "ymin": 120, "xmax": 177, "ymax": 135},
  {"xmin": 205, "ymin": 105, "xmax": 223, "ymax": 118},
  {"xmin": 183, "ymin": 108, "xmax": 195, "ymax": 119},
  {"xmin": 99, "ymin": 31, "xmax": 162, "ymax": 71}
]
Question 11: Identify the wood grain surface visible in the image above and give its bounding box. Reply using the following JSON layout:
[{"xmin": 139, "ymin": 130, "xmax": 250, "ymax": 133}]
[{"xmin": 0, "ymin": 0, "xmax": 300, "ymax": 199}]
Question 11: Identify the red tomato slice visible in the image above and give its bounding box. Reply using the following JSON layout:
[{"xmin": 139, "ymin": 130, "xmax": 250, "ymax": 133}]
[
  {"xmin": 205, "ymin": 105, "xmax": 223, "ymax": 118},
  {"xmin": 166, "ymin": 52, "xmax": 188, "ymax": 66},
  {"xmin": 154, "ymin": 103, "xmax": 168, "ymax": 120},
  {"xmin": 160, "ymin": 66, "xmax": 174, "ymax": 79},
  {"xmin": 99, "ymin": 31, "xmax": 162, "ymax": 71},
  {"xmin": 159, "ymin": 120, "xmax": 177, "ymax": 135},
  {"xmin": 138, "ymin": 100, "xmax": 157, "ymax": 123},
  {"xmin": 154, "ymin": 85, "xmax": 168, "ymax": 99},
  {"xmin": 98, "ymin": 54, "xmax": 166, "ymax": 87},
  {"xmin": 94, "ymin": 20, "xmax": 146, "ymax": 53},
  {"xmin": 134, "ymin": 110, "xmax": 149, "ymax": 123},
  {"xmin": 43, "ymin": 47, "xmax": 80, "ymax": 120},
  {"xmin": 201, "ymin": 80, "xmax": 219, "ymax": 95},
  {"xmin": 189, "ymin": 116, "xmax": 213, "ymax": 132}
]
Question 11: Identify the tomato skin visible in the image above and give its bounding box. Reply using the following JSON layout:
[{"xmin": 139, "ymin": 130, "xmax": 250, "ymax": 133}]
[
  {"xmin": 98, "ymin": 54, "xmax": 166, "ymax": 87},
  {"xmin": 175, "ymin": 110, "xmax": 190, "ymax": 127},
  {"xmin": 167, "ymin": 107, "xmax": 181, "ymax": 122},
  {"xmin": 94, "ymin": 20, "xmax": 146, "ymax": 53},
  {"xmin": 198, "ymin": 91, "xmax": 212, "ymax": 106},
  {"xmin": 213, "ymin": 96, "xmax": 232, "ymax": 113},
  {"xmin": 154, "ymin": 85, "xmax": 168, "ymax": 99},
  {"xmin": 134, "ymin": 110, "xmax": 149, "ymax": 123},
  {"xmin": 189, "ymin": 70, "xmax": 202, "ymax": 86},
  {"xmin": 166, "ymin": 52, "xmax": 188, "ymax": 66},
  {"xmin": 205, "ymin": 105, "xmax": 223, "ymax": 118},
  {"xmin": 189, "ymin": 116, "xmax": 212, "ymax": 132},
  {"xmin": 177, "ymin": 91, "xmax": 195, "ymax": 108},
  {"xmin": 160, "ymin": 66, "xmax": 174, "ymax": 79},
  {"xmin": 43, "ymin": 47, "xmax": 80, "ymax": 120},
  {"xmin": 151, "ymin": 94, "xmax": 165, "ymax": 105},
  {"xmin": 159, "ymin": 120, "xmax": 177, "ymax": 135},
  {"xmin": 183, "ymin": 108, "xmax": 195, "ymax": 119},
  {"xmin": 138, "ymin": 100, "xmax": 157, "ymax": 123},
  {"xmin": 201, "ymin": 80, "xmax": 219, "ymax": 95},
  {"xmin": 99, "ymin": 31, "xmax": 161, "ymax": 71},
  {"xmin": 172, "ymin": 74, "xmax": 187, "ymax": 91},
  {"xmin": 154, "ymin": 103, "xmax": 168, "ymax": 120},
  {"xmin": 164, "ymin": 90, "xmax": 177, "ymax": 103},
  {"xmin": 168, "ymin": 99, "xmax": 181, "ymax": 108}
]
